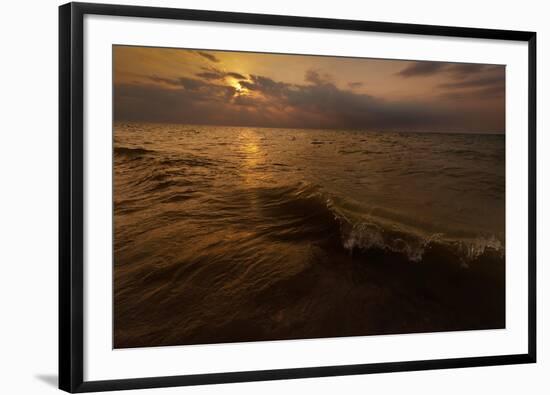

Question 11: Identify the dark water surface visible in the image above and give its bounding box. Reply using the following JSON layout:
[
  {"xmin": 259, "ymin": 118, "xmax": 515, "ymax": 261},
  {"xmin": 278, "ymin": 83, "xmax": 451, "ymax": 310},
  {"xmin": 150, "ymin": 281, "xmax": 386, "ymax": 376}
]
[{"xmin": 113, "ymin": 123, "xmax": 505, "ymax": 348}]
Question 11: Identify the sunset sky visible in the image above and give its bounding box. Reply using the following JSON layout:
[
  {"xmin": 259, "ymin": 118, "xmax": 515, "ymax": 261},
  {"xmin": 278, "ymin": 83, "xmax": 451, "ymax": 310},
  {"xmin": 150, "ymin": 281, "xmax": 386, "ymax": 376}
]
[{"xmin": 114, "ymin": 45, "xmax": 505, "ymax": 133}]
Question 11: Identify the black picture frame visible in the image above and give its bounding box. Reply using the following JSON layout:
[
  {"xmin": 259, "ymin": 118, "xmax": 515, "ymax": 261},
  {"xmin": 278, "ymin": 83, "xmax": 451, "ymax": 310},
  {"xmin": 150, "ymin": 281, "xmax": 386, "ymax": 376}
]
[{"xmin": 59, "ymin": 2, "xmax": 537, "ymax": 392}]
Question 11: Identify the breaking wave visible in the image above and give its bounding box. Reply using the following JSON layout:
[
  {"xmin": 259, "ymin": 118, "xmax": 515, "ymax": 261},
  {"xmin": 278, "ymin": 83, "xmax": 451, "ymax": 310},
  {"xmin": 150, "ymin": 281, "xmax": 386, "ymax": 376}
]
[{"xmin": 247, "ymin": 181, "xmax": 504, "ymax": 266}]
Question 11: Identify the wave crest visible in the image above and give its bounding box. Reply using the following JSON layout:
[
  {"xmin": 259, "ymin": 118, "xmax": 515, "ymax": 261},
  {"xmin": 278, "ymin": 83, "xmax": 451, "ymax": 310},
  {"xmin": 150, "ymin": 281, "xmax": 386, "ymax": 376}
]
[
  {"xmin": 319, "ymin": 188, "xmax": 503, "ymax": 265},
  {"xmin": 335, "ymin": 217, "xmax": 503, "ymax": 265}
]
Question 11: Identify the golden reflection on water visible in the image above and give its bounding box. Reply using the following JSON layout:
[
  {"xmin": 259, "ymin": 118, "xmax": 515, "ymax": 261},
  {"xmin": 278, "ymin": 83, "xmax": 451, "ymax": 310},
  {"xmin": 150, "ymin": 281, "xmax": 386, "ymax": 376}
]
[
  {"xmin": 238, "ymin": 129, "xmax": 264, "ymax": 186},
  {"xmin": 236, "ymin": 129, "xmax": 274, "ymax": 214}
]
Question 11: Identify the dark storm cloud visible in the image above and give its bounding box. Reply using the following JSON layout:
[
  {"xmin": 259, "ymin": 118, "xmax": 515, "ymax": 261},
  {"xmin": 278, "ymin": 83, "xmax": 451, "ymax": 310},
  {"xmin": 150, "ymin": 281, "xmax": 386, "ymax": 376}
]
[
  {"xmin": 239, "ymin": 75, "xmax": 292, "ymax": 97},
  {"xmin": 232, "ymin": 94, "xmax": 261, "ymax": 107},
  {"xmin": 262, "ymin": 79, "xmax": 458, "ymax": 130},
  {"xmin": 196, "ymin": 51, "xmax": 220, "ymax": 63},
  {"xmin": 116, "ymin": 68, "xmax": 504, "ymax": 133},
  {"xmin": 114, "ymin": 82, "xmax": 285, "ymax": 127}
]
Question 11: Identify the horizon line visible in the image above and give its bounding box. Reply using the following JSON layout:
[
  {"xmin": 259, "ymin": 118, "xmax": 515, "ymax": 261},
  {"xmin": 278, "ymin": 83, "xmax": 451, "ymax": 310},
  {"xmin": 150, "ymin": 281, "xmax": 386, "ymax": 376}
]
[{"xmin": 113, "ymin": 119, "xmax": 505, "ymax": 135}]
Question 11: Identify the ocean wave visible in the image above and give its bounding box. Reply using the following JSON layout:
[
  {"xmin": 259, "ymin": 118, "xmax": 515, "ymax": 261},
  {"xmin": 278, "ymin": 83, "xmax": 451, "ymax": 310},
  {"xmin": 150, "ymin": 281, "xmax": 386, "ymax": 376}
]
[
  {"xmin": 259, "ymin": 182, "xmax": 504, "ymax": 265},
  {"xmin": 338, "ymin": 219, "xmax": 503, "ymax": 264}
]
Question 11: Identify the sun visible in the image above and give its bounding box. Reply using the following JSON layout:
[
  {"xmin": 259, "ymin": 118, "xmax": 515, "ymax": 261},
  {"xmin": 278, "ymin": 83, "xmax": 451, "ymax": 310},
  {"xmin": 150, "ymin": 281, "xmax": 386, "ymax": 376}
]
[{"xmin": 230, "ymin": 80, "xmax": 248, "ymax": 96}]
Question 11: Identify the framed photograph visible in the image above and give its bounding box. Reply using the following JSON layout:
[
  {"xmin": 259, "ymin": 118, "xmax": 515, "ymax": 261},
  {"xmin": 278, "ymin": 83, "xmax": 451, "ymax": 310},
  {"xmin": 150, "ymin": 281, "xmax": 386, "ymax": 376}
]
[{"xmin": 59, "ymin": 2, "xmax": 536, "ymax": 392}]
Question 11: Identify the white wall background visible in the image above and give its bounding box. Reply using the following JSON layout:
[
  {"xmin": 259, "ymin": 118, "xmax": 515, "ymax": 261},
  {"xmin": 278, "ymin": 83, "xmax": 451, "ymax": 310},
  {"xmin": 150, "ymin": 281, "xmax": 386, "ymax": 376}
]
[{"xmin": 0, "ymin": 0, "xmax": 547, "ymax": 393}]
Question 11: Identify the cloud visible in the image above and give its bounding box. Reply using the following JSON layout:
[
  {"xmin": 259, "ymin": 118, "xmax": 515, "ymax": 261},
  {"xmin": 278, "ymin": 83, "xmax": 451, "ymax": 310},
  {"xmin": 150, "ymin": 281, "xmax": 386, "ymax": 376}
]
[
  {"xmin": 196, "ymin": 51, "xmax": 220, "ymax": 63},
  {"xmin": 397, "ymin": 62, "xmax": 447, "ymax": 77},
  {"xmin": 397, "ymin": 61, "xmax": 503, "ymax": 80},
  {"xmin": 396, "ymin": 62, "xmax": 505, "ymax": 104},
  {"xmin": 195, "ymin": 71, "xmax": 221, "ymax": 80},
  {"xmin": 195, "ymin": 67, "xmax": 248, "ymax": 81},
  {"xmin": 148, "ymin": 75, "xmax": 180, "ymax": 86},
  {"xmin": 147, "ymin": 75, "xmax": 235, "ymax": 100},
  {"xmin": 116, "ymin": 69, "xmax": 504, "ymax": 133},
  {"xmin": 437, "ymin": 65, "xmax": 505, "ymax": 100},
  {"xmin": 226, "ymin": 71, "xmax": 248, "ymax": 80},
  {"xmin": 114, "ymin": 82, "xmax": 286, "ymax": 127},
  {"xmin": 439, "ymin": 74, "xmax": 504, "ymax": 90},
  {"xmin": 304, "ymin": 69, "xmax": 332, "ymax": 85},
  {"xmin": 240, "ymin": 75, "xmax": 292, "ymax": 98}
]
